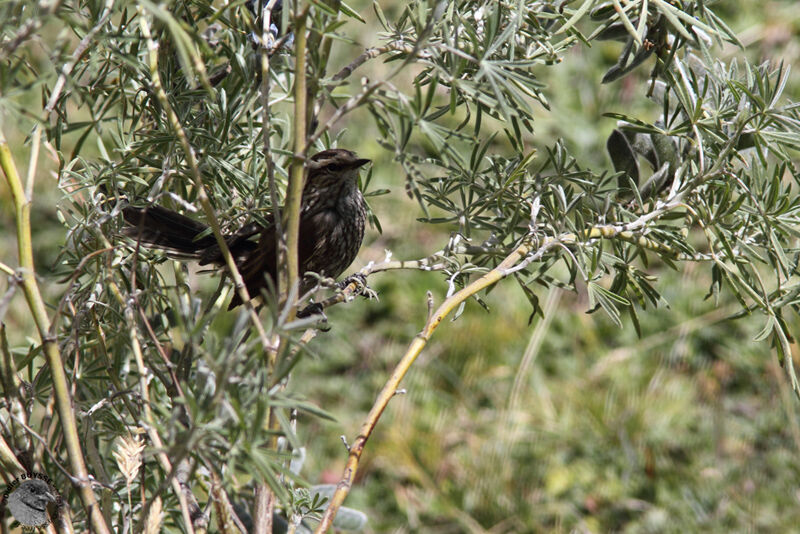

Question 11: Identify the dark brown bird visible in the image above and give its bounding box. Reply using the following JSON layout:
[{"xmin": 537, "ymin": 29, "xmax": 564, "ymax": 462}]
[{"xmin": 123, "ymin": 149, "xmax": 370, "ymax": 309}]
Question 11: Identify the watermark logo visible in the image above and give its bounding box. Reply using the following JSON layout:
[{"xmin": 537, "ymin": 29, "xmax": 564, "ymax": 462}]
[{"xmin": 1, "ymin": 472, "xmax": 62, "ymax": 530}]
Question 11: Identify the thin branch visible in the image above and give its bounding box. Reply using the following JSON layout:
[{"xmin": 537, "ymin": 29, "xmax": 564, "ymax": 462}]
[
  {"xmin": 253, "ymin": 2, "xmax": 288, "ymax": 530},
  {"xmin": 252, "ymin": 486, "xmax": 275, "ymax": 534},
  {"xmin": 103, "ymin": 273, "xmax": 199, "ymax": 534},
  {"xmin": 137, "ymin": 10, "xmax": 271, "ymax": 352},
  {"xmin": 329, "ymin": 43, "xmax": 416, "ymax": 83},
  {"xmin": 0, "ymin": 0, "xmax": 64, "ymax": 61},
  {"xmin": 0, "ymin": 132, "xmax": 111, "ymax": 534},
  {"xmin": 132, "ymin": 262, "xmax": 185, "ymax": 399},
  {"xmin": 25, "ymin": 0, "xmax": 113, "ymax": 199},
  {"xmin": 7, "ymin": 412, "xmax": 76, "ymax": 482},
  {"xmin": 305, "ymin": 24, "xmax": 430, "ymax": 151},
  {"xmin": 305, "ymin": 79, "xmax": 384, "ymax": 150},
  {"xmin": 0, "ymin": 260, "xmax": 15, "ymax": 276},
  {"xmin": 315, "ymin": 239, "xmax": 535, "ymax": 532},
  {"xmin": 0, "ymin": 434, "xmax": 25, "ymax": 483},
  {"xmin": 313, "ymin": 188, "xmax": 731, "ymax": 528},
  {"xmin": 261, "ymin": 0, "xmax": 284, "ymax": 300},
  {"xmin": 253, "ymin": 3, "xmax": 311, "ymax": 532},
  {"xmin": 283, "ymin": 5, "xmax": 309, "ymax": 311},
  {"xmin": 307, "ymin": 0, "xmax": 341, "ymax": 133}
]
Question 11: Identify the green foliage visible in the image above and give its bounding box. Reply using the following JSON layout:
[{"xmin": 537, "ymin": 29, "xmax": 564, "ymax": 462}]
[
  {"xmin": 1, "ymin": 0, "xmax": 800, "ymax": 531},
  {"xmin": 311, "ymin": 269, "xmax": 800, "ymax": 532}
]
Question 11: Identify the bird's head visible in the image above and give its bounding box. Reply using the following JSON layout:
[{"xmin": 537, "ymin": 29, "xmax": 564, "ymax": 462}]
[{"xmin": 306, "ymin": 149, "xmax": 371, "ymax": 188}]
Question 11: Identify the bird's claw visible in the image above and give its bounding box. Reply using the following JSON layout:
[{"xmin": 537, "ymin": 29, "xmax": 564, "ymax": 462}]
[
  {"xmin": 337, "ymin": 272, "xmax": 366, "ymax": 290},
  {"xmin": 338, "ymin": 273, "xmax": 376, "ymax": 300},
  {"xmin": 297, "ymin": 302, "xmax": 327, "ymax": 323}
]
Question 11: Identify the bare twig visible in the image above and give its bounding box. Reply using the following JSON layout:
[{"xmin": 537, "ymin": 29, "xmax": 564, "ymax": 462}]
[
  {"xmin": 329, "ymin": 43, "xmax": 415, "ymax": 83},
  {"xmin": 103, "ymin": 270, "xmax": 198, "ymax": 534},
  {"xmin": 314, "ymin": 239, "xmax": 537, "ymax": 532},
  {"xmin": 252, "ymin": 3, "xmax": 311, "ymax": 531},
  {"xmin": 253, "ymin": 484, "xmax": 275, "ymax": 534},
  {"xmin": 0, "ymin": 434, "xmax": 25, "ymax": 483}
]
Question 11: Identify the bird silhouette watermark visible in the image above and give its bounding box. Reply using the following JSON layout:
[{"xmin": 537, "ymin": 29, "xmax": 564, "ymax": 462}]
[{"xmin": 2, "ymin": 472, "xmax": 62, "ymax": 530}]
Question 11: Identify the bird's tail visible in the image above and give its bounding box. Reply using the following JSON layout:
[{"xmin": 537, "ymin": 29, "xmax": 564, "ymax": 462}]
[{"xmin": 122, "ymin": 205, "xmax": 218, "ymax": 259}]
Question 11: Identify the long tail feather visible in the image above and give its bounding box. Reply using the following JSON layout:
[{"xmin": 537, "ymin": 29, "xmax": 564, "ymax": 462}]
[
  {"xmin": 123, "ymin": 204, "xmax": 266, "ymax": 307},
  {"xmin": 123, "ymin": 205, "xmax": 217, "ymax": 258}
]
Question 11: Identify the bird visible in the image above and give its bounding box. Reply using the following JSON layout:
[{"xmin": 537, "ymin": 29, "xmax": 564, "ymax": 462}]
[
  {"xmin": 122, "ymin": 148, "xmax": 371, "ymax": 309},
  {"xmin": 6, "ymin": 479, "xmax": 56, "ymax": 528}
]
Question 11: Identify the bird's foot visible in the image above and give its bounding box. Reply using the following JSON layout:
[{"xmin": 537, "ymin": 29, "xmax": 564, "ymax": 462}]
[
  {"xmin": 296, "ymin": 302, "xmax": 326, "ymax": 321},
  {"xmin": 296, "ymin": 303, "xmax": 331, "ymax": 331},
  {"xmin": 338, "ymin": 273, "xmax": 377, "ymax": 300}
]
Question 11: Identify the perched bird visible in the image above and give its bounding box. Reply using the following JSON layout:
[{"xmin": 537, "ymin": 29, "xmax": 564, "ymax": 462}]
[
  {"xmin": 6, "ymin": 479, "xmax": 56, "ymax": 528},
  {"xmin": 123, "ymin": 149, "xmax": 370, "ymax": 309}
]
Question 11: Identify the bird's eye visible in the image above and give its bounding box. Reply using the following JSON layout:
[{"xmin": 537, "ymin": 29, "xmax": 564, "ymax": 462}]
[{"xmin": 327, "ymin": 164, "xmax": 343, "ymax": 172}]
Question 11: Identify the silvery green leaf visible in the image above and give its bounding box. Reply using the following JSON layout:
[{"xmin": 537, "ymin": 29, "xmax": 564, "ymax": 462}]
[{"xmin": 333, "ymin": 508, "xmax": 368, "ymax": 530}]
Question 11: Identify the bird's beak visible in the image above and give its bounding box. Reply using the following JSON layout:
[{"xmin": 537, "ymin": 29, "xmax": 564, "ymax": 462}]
[
  {"xmin": 353, "ymin": 158, "xmax": 371, "ymax": 168},
  {"xmin": 44, "ymin": 491, "xmax": 56, "ymax": 503}
]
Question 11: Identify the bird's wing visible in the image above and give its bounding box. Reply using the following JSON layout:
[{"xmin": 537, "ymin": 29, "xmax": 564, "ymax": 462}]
[
  {"xmin": 228, "ymin": 222, "xmax": 278, "ymax": 308},
  {"xmin": 227, "ymin": 215, "xmax": 320, "ymax": 309},
  {"xmin": 198, "ymin": 221, "xmax": 263, "ymax": 265}
]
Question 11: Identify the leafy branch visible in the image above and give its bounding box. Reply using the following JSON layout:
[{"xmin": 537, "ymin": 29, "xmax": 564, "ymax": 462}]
[{"xmin": 0, "ymin": 134, "xmax": 111, "ymax": 534}]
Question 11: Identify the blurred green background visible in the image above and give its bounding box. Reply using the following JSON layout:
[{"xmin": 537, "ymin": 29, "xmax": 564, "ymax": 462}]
[{"xmin": 2, "ymin": 0, "xmax": 800, "ymax": 532}]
